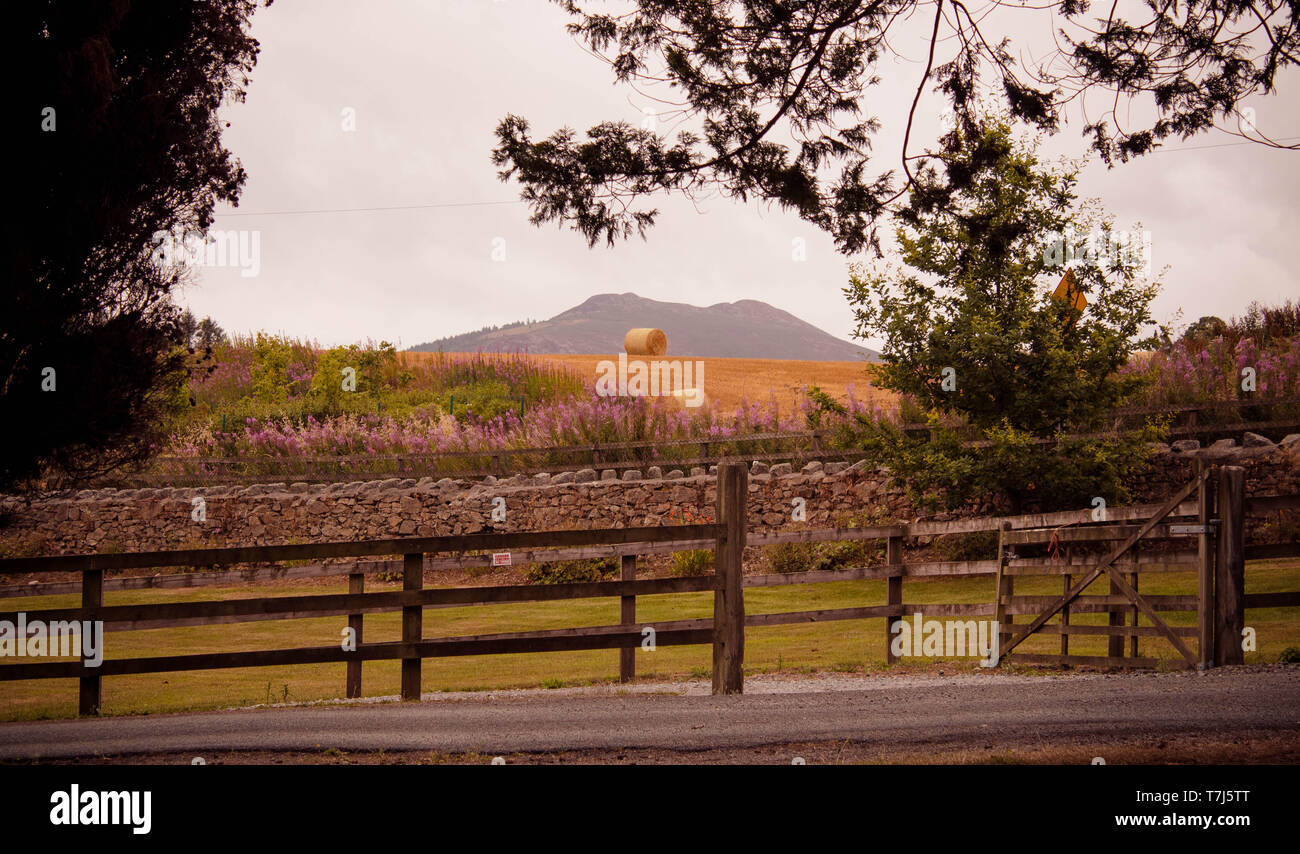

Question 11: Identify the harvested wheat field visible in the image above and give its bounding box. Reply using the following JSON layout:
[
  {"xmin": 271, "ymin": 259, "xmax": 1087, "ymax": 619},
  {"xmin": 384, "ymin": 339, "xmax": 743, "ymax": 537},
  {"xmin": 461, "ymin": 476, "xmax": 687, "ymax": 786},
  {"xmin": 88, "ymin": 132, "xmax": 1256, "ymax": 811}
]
[{"xmin": 402, "ymin": 351, "xmax": 894, "ymax": 413}]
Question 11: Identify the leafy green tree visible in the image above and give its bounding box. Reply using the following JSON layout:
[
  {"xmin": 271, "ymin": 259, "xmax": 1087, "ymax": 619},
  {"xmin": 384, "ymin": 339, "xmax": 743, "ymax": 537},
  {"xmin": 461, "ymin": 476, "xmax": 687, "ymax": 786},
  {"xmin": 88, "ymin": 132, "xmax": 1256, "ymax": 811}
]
[
  {"xmin": 308, "ymin": 342, "xmax": 407, "ymax": 415},
  {"xmin": 1182, "ymin": 316, "xmax": 1229, "ymax": 343},
  {"xmin": 820, "ymin": 118, "xmax": 1164, "ymax": 513},
  {"xmin": 249, "ymin": 334, "xmax": 298, "ymax": 405},
  {"xmin": 4, "ymin": 1, "xmax": 266, "ymax": 488},
  {"xmin": 494, "ymin": 1, "xmax": 1298, "ymax": 254}
]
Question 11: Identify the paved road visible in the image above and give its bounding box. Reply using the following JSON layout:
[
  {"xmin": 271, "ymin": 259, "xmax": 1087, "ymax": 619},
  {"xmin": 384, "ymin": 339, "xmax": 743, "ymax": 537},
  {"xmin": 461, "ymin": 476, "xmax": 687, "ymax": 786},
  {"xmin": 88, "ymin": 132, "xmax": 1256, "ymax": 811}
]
[{"xmin": 2, "ymin": 668, "xmax": 1297, "ymax": 760}]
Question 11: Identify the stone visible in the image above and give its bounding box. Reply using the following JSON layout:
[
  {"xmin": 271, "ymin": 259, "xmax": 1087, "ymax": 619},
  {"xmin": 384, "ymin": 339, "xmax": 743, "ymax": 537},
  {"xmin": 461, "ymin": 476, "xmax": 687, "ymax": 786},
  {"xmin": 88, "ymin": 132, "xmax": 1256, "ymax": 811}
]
[
  {"xmin": 1281, "ymin": 434, "xmax": 1300, "ymax": 448},
  {"xmin": 289, "ymin": 482, "xmax": 310, "ymax": 492},
  {"xmin": 801, "ymin": 461, "xmax": 823, "ymax": 474},
  {"xmin": 481, "ymin": 475, "xmax": 497, "ymax": 486},
  {"xmin": 690, "ymin": 467, "xmax": 705, "ymax": 478},
  {"xmin": 847, "ymin": 459, "xmax": 869, "ymax": 473},
  {"xmin": 646, "ymin": 466, "xmax": 662, "ymax": 480},
  {"xmin": 601, "ymin": 469, "xmax": 618, "ymax": 481},
  {"xmin": 1170, "ymin": 439, "xmax": 1201, "ymax": 453},
  {"xmin": 574, "ymin": 469, "xmax": 598, "ymax": 483},
  {"xmin": 552, "ymin": 471, "xmax": 576, "ymax": 484},
  {"xmin": 666, "ymin": 469, "xmax": 684, "ymax": 479},
  {"xmin": 824, "ymin": 462, "xmax": 848, "ymax": 475},
  {"xmin": 1148, "ymin": 443, "xmax": 1171, "ymax": 455},
  {"xmin": 750, "ymin": 461, "xmax": 770, "ymax": 475},
  {"xmin": 622, "ymin": 470, "xmax": 642, "ymax": 481},
  {"xmin": 1242, "ymin": 432, "xmax": 1274, "ymax": 448},
  {"xmin": 1209, "ymin": 438, "xmax": 1237, "ymax": 452},
  {"xmin": 708, "ymin": 465, "xmax": 718, "ymax": 475},
  {"xmin": 770, "ymin": 463, "xmax": 793, "ymax": 476},
  {"xmin": 533, "ymin": 473, "xmax": 552, "ymax": 483}
]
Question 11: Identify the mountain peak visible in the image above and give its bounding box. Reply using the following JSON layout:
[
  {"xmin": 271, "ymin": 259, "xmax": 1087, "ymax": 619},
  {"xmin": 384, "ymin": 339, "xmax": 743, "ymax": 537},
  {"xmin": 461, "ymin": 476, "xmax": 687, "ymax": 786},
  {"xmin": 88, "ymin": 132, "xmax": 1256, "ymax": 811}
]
[{"xmin": 410, "ymin": 293, "xmax": 878, "ymax": 360}]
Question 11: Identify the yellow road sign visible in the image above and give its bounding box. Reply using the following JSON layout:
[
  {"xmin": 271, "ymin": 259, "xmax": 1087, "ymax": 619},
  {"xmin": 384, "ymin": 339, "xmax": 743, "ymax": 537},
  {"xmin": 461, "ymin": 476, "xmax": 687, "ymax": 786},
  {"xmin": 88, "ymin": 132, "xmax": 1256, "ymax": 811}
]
[{"xmin": 1052, "ymin": 269, "xmax": 1087, "ymax": 313}]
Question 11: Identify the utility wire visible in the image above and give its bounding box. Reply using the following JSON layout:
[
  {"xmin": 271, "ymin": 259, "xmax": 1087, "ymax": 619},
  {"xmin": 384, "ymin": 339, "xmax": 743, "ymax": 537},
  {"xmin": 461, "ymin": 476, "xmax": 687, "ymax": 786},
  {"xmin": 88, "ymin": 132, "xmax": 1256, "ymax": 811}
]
[{"xmin": 214, "ymin": 135, "xmax": 1299, "ymax": 219}]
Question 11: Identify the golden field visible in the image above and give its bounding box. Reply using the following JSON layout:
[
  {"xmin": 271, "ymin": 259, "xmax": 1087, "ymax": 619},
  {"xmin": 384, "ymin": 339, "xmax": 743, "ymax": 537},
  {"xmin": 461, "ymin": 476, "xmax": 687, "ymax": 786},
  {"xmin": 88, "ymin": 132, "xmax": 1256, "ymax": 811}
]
[{"xmin": 401, "ymin": 351, "xmax": 895, "ymax": 413}]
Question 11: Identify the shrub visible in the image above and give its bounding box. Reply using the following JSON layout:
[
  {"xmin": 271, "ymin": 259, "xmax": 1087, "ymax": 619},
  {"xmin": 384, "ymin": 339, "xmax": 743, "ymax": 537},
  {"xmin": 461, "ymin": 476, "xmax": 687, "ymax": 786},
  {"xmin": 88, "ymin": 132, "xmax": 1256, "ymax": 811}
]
[
  {"xmin": 669, "ymin": 549, "xmax": 713, "ymax": 576},
  {"xmin": 933, "ymin": 531, "xmax": 999, "ymax": 562},
  {"xmin": 767, "ymin": 540, "xmax": 870, "ymax": 573},
  {"xmin": 525, "ymin": 557, "xmax": 617, "ymax": 585}
]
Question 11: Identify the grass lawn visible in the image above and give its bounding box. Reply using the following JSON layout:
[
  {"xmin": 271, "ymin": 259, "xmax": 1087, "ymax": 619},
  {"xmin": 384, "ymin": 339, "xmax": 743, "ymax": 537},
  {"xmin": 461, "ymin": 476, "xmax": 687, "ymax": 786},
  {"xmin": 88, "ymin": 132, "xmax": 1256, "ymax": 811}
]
[{"xmin": 1, "ymin": 559, "xmax": 1296, "ymax": 721}]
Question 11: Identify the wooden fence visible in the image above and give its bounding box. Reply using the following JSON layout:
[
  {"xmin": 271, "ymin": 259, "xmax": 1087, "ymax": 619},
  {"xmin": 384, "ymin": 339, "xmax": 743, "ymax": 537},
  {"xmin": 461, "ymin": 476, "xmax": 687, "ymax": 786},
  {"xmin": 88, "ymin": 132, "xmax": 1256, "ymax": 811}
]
[
  {"xmin": 108, "ymin": 396, "xmax": 1300, "ymax": 486},
  {"xmin": 1, "ymin": 463, "xmax": 1296, "ymax": 715}
]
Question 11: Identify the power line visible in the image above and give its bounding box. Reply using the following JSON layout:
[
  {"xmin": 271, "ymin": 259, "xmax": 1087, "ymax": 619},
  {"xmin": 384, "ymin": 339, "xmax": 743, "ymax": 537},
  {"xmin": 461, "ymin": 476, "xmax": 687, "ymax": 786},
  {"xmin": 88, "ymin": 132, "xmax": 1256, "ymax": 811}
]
[
  {"xmin": 214, "ymin": 135, "xmax": 1299, "ymax": 219},
  {"xmin": 1143, "ymin": 134, "xmax": 1300, "ymax": 153}
]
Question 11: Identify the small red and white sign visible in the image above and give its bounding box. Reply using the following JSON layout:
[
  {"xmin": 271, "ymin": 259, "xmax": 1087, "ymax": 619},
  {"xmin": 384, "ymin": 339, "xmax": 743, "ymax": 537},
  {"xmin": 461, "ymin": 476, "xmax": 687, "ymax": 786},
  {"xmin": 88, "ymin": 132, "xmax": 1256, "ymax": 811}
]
[{"xmin": 492, "ymin": 552, "xmax": 512, "ymax": 567}]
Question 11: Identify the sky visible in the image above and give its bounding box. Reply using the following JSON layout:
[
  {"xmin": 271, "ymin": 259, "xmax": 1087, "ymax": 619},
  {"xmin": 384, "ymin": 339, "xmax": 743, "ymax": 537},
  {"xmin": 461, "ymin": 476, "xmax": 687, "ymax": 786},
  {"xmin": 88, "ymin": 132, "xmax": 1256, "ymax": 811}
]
[{"xmin": 176, "ymin": 0, "xmax": 1300, "ymax": 353}]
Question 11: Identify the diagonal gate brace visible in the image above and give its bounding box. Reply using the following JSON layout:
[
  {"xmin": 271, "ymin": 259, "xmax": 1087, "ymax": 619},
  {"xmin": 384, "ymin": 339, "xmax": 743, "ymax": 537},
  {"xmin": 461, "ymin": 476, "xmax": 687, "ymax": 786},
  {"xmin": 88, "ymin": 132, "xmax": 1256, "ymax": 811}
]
[{"xmin": 999, "ymin": 470, "xmax": 1207, "ymax": 664}]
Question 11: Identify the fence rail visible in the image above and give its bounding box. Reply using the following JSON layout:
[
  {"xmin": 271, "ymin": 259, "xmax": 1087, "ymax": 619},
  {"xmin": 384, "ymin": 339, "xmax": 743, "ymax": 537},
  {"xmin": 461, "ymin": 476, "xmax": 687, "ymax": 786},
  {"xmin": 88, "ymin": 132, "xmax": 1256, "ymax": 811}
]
[{"xmin": 1, "ymin": 464, "xmax": 1296, "ymax": 716}]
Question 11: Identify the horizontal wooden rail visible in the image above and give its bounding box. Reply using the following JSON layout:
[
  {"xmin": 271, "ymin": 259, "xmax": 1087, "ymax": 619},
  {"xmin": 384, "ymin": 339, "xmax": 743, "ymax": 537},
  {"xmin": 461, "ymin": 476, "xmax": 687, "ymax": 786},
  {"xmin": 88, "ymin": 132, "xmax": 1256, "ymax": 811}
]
[
  {"xmin": 1243, "ymin": 591, "xmax": 1300, "ymax": 608},
  {"xmin": 1245, "ymin": 543, "xmax": 1300, "ymax": 560},
  {"xmin": 1005, "ymin": 624, "xmax": 1199, "ymax": 645},
  {"xmin": 1243, "ymin": 493, "xmax": 1300, "ymax": 514},
  {"xmin": 903, "ymin": 500, "xmax": 1199, "ymax": 537},
  {"xmin": 1003, "ymin": 523, "xmax": 1200, "ymax": 545},
  {"xmin": 1004, "ymin": 594, "xmax": 1198, "ymax": 613},
  {"xmin": 1010, "ymin": 654, "xmax": 1176, "ymax": 669},
  {"xmin": 1108, "ymin": 394, "xmax": 1300, "ymax": 417},
  {"xmin": 2, "ymin": 508, "xmax": 1222, "ymax": 599},
  {"xmin": 0, "ymin": 523, "xmax": 722, "ymax": 574},
  {"xmin": 1007, "ymin": 557, "xmax": 1199, "ymax": 577},
  {"xmin": 0, "ymin": 622, "xmax": 720, "ymax": 682},
  {"xmin": 0, "ymin": 575, "xmax": 723, "ymax": 628}
]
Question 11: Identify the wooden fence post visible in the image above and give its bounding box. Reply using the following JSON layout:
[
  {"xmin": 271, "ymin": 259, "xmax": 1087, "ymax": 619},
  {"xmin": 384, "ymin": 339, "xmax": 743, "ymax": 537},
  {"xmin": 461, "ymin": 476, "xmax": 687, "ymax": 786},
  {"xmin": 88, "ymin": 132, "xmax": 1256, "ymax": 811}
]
[
  {"xmin": 1061, "ymin": 571, "xmax": 1071, "ymax": 658},
  {"xmin": 1197, "ymin": 464, "xmax": 1216, "ymax": 669},
  {"xmin": 712, "ymin": 462, "xmax": 747, "ymax": 694},
  {"xmin": 1107, "ymin": 572, "xmax": 1125, "ymax": 658},
  {"xmin": 401, "ymin": 552, "xmax": 423, "ymax": 700},
  {"xmin": 994, "ymin": 523, "xmax": 1011, "ymax": 660},
  {"xmin": 347, "ymin": 571, "xmax": 364, "ymax": 698},
  {"xmin": 79, "ymin": 568, "xmax": 102, "ymax": 716},
  {"xmin": 884, "ymin": 534, "xmax": 903, "ymax": 664},
  {"xmin": 1215, "ymin": 466, "xmax": 1245, "ymax": 666},
  {"xmin": 1129, "ymin": 571, "xmax": 1140, "ymax": 658},
  {"xmin": 620, "ymin": 554, "xmax": 636, "ymax": 683}
]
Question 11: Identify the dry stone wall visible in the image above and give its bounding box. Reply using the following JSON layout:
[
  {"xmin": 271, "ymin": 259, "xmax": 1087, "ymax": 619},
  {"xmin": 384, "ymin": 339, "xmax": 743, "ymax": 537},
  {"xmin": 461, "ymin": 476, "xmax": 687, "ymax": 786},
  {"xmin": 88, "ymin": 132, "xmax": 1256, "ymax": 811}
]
[{"xmin": 1, "ymin": 436, "xmax": 1296, "ymax": 558}]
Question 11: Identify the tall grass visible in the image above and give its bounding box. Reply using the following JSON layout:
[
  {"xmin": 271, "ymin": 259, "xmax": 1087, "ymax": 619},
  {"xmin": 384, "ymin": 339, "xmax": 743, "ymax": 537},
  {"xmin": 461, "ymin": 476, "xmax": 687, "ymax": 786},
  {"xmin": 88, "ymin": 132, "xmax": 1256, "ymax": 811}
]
[{"xmin": 151, "ymin": 301, "xmax": 1299, "ymax": 481}]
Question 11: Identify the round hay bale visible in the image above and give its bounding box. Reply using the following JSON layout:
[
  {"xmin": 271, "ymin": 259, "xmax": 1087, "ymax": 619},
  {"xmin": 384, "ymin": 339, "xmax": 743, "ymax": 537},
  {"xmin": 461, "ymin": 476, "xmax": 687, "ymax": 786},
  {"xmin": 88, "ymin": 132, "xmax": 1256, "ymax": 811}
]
[{"xmin": 624, "ymin": 328, "xmax": 667, "ymax": 357}]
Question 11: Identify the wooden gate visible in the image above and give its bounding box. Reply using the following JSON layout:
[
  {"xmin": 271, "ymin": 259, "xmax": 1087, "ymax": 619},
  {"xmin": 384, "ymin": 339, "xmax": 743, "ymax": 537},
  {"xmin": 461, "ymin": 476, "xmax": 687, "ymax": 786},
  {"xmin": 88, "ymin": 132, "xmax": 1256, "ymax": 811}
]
[{"xmin": 992, "ymin": 469, "xmax": 1213, "ymax": 669}]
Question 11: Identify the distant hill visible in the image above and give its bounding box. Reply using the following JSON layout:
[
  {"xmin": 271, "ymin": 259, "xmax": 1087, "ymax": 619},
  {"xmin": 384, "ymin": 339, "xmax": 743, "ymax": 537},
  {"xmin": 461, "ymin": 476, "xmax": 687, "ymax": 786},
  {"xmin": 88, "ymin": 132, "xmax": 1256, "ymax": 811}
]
[{"xmin": 409, "ymin": 293, "xmax": 879, "ymax": 361}]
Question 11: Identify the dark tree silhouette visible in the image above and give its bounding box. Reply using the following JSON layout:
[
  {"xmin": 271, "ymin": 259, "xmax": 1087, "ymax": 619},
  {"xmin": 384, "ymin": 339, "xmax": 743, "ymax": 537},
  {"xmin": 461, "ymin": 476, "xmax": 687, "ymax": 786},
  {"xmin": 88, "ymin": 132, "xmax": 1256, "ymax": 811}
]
[
  {"xmin": 4, "ymin": 1, "xmax": 267, "ymax": 489},
  {"xmin": 494, "ymin": 1, "xmax": 1298, "ymax": 256}
]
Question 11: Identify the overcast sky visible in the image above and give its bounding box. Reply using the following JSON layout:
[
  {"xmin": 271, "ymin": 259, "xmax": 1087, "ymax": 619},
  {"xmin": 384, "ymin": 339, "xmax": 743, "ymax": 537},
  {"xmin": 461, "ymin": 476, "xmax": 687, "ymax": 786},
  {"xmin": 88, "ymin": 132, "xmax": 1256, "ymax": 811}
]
[{"xmin": 177, "ymin": 0, "xmax": 1300, "ymax": 353}]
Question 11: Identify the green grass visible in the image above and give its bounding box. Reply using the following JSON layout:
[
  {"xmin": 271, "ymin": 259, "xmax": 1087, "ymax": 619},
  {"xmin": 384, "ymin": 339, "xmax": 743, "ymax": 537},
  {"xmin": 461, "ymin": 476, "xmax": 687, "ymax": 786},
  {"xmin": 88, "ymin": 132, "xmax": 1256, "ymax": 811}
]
[{"xmin": 1, "ymin": 560, "xmax": 1297, "ymax": 721}]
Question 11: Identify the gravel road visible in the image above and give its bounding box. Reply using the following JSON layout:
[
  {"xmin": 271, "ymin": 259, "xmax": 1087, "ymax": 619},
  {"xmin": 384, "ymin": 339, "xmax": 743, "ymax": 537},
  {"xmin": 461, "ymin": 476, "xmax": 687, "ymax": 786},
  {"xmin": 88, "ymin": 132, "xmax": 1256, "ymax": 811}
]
[{"xmin": 2, "ymin": 667, "xmax": 1297, "ymax": 761}]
